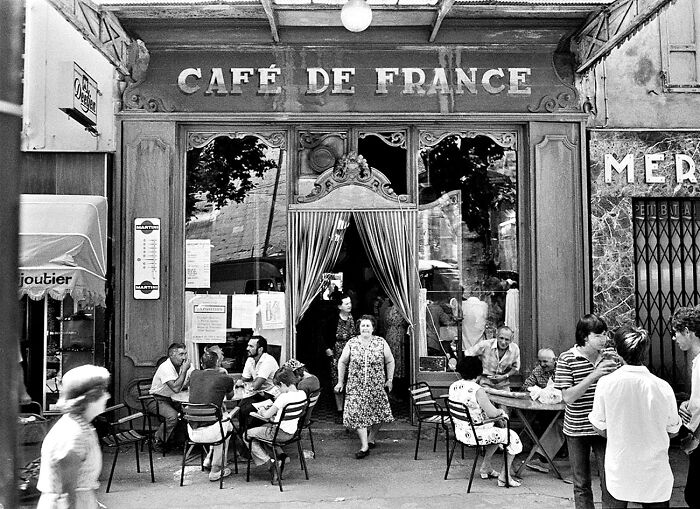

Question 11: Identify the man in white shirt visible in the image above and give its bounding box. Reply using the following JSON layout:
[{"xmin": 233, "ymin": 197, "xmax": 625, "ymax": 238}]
[
  {"xmin": 238, "ymin": 336, "xmax": 280, "ymax": 434},
  {"xmin": 148, "ymin": 342, "xmax": 193, "ymax": 450},
  {"xmin": 671, "ymin": 306, "xmax": 700, "ymax": 508},
  {"xmin": 589, "ymin": 326, "xmax": 681, "ymax": 508}
]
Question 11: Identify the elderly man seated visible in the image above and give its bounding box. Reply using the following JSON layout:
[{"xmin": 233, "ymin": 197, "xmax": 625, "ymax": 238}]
[
  {"xmin": 283, "ymin": 359, "xmax": 320, "ymax": 396},
  {"xmin": 188, "ymin": 350, "xmax": 236, "ymax": 482},
  {"xmin": 148, "ymin": 342, "xmax": 194, "ymax": 452},
  {"xmin": 523, "ymin": 348, "xmax": 557, "ymax": 389},
  {"xmin": 464, "ymin": 326, "xmax": 520, "ymax": 390}
]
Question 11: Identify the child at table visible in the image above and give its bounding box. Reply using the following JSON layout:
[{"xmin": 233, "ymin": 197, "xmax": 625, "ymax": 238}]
[{"xmin": 449, "ymin": 355, "xmax": 523, "ymax": 487}]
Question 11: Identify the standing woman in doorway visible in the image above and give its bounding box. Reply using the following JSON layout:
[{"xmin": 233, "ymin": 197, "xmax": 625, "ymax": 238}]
[
  {"xmin": 326, "ymin": 292, "xmax": 356, "ymax": 423},
  {"xmin": 335, "ymin": 315, "xmax": 395, "ymax": 458}
]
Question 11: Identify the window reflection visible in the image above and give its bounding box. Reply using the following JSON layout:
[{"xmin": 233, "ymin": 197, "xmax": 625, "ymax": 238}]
[{"xmin": 418, "ymin": 134, "xmax": 518, "ymax": 369}]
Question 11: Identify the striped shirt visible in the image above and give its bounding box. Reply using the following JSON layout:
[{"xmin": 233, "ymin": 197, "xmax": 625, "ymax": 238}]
[{"xmin": 554, "ymin": 346, "xmax": 601, "ymax": 436}]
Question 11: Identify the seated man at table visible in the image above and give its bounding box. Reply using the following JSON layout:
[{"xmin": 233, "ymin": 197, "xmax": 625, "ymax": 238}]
[
  {"xmin": 464, "ymin": 326, "xmax": 520, "ymax": 391},
  {"xmin": 283, "ymin": 358, "xmax": 320, "ymax": 396},
  {"xmin": 148, "ymin": 342, "xmax": 194, "ymax": 451},
  {"xmin": 238, "ymin": 336, "xmax": 280, "ymax": 434},
  {"xmin": 523, "ymin": 348, "xmax": 557, "ymax": 389},
  {"xmin": 188, "ymin": 350, "xmax": 236, "ymax": 482}
]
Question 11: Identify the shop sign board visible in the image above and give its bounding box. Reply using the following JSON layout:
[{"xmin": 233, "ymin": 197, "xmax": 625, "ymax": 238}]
[
  {"xmin": 188, "ymin": 294, "xmax": 227, "ymax": 343},
  {"xmin": 59, "ymin": 62, "xmax": 98, "ymax": 127},
  {"xmin": 133, "ymin": 47, "xmax": 577, "ymax": 114},
  {"xmin": 133, "ymin": 218, "xmax": 160, "ymax": 300}
]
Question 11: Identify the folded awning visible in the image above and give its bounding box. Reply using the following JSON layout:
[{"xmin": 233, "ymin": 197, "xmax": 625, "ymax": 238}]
[{"xmin": 19, "ymin": 194, "xmax": 107, "ymax": 306}]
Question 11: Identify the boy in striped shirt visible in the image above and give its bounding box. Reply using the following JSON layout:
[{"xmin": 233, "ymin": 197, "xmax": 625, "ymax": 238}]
[{"xmin": 554, "ymin": 314, "xmax": 619, "ymax": 509}]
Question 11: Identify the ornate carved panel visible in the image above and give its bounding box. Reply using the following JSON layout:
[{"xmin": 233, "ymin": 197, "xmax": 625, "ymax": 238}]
[
  {"xmin": 418, "ymin": 130, "xmax": 517, "ymax": 150},
  {"xmin": 358, "ymin": 131, "xmax": 407, "ymax": 149},
  {"xmin": 186, "ymin": 131, "xmax": 287, "ymax": 151},
  {"xmin": 298, "ymin": 131, "xmax": 348, "ymax": 176}
]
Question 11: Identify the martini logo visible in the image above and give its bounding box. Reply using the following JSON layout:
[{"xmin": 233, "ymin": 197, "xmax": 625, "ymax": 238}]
[
  {"xmin": 135, "ymin": 220, "xmax": 159, "ymax": 234},
  {"xmin": 135, "ymin": 281, "xmax": 159, "ymax": 294}
]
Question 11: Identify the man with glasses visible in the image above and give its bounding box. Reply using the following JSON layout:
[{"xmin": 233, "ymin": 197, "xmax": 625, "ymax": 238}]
[
  {"xmin": 465, "ymin": 325, "xmax": 520, "ymax": 390},
  {"xmin": 671, "ymin": 306, "xmax": 700, "ymax": 508}
]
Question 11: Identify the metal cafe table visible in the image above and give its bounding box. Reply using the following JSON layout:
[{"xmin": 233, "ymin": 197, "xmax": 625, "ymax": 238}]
[{"xmin": 485, "ymin": 389, "xmax": 566, "ymax": 480}]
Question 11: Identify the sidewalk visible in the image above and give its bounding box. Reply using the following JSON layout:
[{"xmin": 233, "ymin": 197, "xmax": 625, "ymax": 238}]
[{"xmin": 24, "ymin": 422, "xmax": 690, "ymax": 509}]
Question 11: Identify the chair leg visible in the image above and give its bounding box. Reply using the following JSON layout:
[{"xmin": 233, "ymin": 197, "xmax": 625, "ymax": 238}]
[
  {"xmin": 135, "ymin": 439, "xmax": 141, "ymax": 473},
  {"xmin": 433, "ymin": 423, "xmax": 439, "ymax": 452},
  {"xmin": 308, "ymin": 427, "xmax": 316, "ymax": 457},
  {"xmin": 414, "ymin": 420, "xmax": 422, "ymax": 460},
  {"xmin": 461, "ymin": 443, "xmax": 465, "ymax": 460},
  {"xmin": 146, "ymin": 438, "xmax": 155, "ymax": 483},
  {"xmin": 502, "ymin": 445, "xmax": 509, "ymax": 488},
  {"xmin": 180, "ymin": 442, "xmax": 188, "ymax": 487},
  {"xmin": 246, "ymin": 439, "xmax": 252, "ymax": 483},
  {"xmin": 231, "ymin": 434, "xmax": 239, "ymax": 475},
  {"xmin": 106, "ymin": 447, "xmax": 119, "ymax": 493},
  {"xmin": 444, "ymin": 428, "xmax": 450, "ymax": 470},
  {"xmin": 162, "ymin": 422, "xmax": 168, "ymax": 457},
  {"xmin": 444, "ymin": 440, "xmax": 457, "ymax": 480},
  {"xmin": 298, "ymin": 441, "xmax": 309, "ymax": 480},
  {"xmin": 220, "ymin": 444, "xmax": 225, "ymax": 490},
  {"xmin": 467, "ymin": 447, "xmax": 480, "ymax": 493},
  {"xmin": 272, "ymin": 448, "xmax": 283, "ymax": 492}
]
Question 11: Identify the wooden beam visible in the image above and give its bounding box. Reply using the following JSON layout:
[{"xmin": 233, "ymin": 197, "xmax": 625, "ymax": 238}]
[
  {"xmin": 46, "ymin": 0, "xmax": 132, "ymax": 76},
  {"xmin": 574, "ymin": 0, "xmax": 673, "ymax": 73},
  {"xmin": 260, "ymin": 0, "xmax": 280, "ymax": 43},
  {"xmin": 429, "ymin": 0, "xmax": 456, "ymax": 42}
]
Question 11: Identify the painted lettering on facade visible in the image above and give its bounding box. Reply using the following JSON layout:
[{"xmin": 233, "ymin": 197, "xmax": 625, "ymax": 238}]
[
  {"xmin": 604, "ymin": 153, "xmax": 698, "ymax": 184},
  {"xmin": 177, "ymin": 66, "xmax": 532, "ymax": 96}
]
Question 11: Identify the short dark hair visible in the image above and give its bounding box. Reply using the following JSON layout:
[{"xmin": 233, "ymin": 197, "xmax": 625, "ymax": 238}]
[
  {"xmin": 613, "ymin": 326, "xmax": 649, "ymax": 366},
  {"xmin": 456, "ymin": 356, "xmax": 483, "ymax": 380},
  {"xmin": 575, "ymin": 314, "xmax": 608, "ymax": 346},
  {"xmin": 251, "ymin": 335, "xmax": 268, "ymax": 353},
  {"xmin": 671, "ymin": 306, "xmax": 700, "ymax": 337},
  {"xmin": 334, "ymin": 292, "xmax": 351, "ymax": 307},
  {"xmin": 358, "ymin": 314, "xmax": 376, "ymax": 331},
  {"xmin": 168, "ymin": 343, "xmax": 186, "ymax": 355},
  {"xmin": 200, "ymin": 350, "xmax": 218, "ymax": 369},
  {"xmin": 273, "ymin": 367, "xmax": 298, "ymax": 387}
]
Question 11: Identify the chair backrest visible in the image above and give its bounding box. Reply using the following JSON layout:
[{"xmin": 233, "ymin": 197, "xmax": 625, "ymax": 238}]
[
  {"xmin": 181, "ymin": 403, "xmax": 222, "ymax": 428},
  {"xmin": 445, "ymin": 398, "xmax": 481, "ymax": 442},
  {"xmin": 135, "ymin": 378, "xmax": 153, "ymax": 397},
  {"xmin": 273, "ymin": 399, "xmax": 309, "ymax": 442},
  {"xmin": 408, "ymin": 381, "xmax": 439, "ymax": 417},
  {"xmin": 301, "ymin": 390, "xmax": 321, "ymax": 427}
]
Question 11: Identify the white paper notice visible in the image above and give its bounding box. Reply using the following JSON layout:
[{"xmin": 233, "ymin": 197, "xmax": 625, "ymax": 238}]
[
  {"xmin": 231, "ymin": 294, "xmax": 258, "ymax": 329},
  {"xmin": 258, "ymin": 292, "xmax": 286, "ymax": 329},
  {"xmin": 190, "ymin": 294, "xmax": 227, "ymax": 343},
  {"xmin": 186, "ymin": 239, "xmax": 211, "ymax": 288}
]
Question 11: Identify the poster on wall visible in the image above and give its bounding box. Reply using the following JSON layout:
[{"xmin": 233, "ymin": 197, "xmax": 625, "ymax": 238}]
[
  {"xmin": 258, "ymin": 292, "xmax": 286, "ymax": 329},
  {"xmin": 188, "ymin": 294, "xmax": 227, "ymax": 343},
  {"xmin": 231, "ymin": 294, "xmax": 257, "ymax": 329},
  {"xmin": 133, "ymin": 218, "xmax": 160, "ymax": 300},
  {"xmin": 185, "ymin": 239, "xmax": 211, "ymax": 288}
]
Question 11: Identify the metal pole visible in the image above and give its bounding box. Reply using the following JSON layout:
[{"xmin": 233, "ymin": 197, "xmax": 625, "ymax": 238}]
[{"xmin": 0, "ymin": 0, "xmax": 24, "ymax": 506}]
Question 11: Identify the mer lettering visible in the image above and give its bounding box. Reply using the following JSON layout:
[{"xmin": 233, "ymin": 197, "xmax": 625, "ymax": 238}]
[
  {"xmin": 604, "ymin": 153, "xmax": 698, "ymax": 184},
  {"xmin": 177, "ymin": 66, "xmax": 532, "ymax": 96}
]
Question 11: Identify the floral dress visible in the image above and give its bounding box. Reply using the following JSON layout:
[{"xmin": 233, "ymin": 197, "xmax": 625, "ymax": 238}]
[
  {"xmin": 331, "ymin": 314, "xmax": 355, "ymax": 387},
  {"xmin": 343, "ymin": 336, "xmax": 394, "ymax": 429},
  {"xmin": 384, "ymin": 305, "xmax": 408, "ymax": 379},
  {"xmin": 447, "ymin": 379, "xmax": 522, "ymax": 456}
]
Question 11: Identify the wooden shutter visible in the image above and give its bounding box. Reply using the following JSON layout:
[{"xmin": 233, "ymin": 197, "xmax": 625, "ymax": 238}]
[{"xmin": 661, "ymin": 0, "xmax": 700, "ymax": 90}]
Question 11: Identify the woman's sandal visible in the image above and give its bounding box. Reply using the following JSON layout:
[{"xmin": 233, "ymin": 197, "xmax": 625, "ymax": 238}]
[
  {"xmin": 479, "ymin": 469, "xmax": 500, "ymax": 479},
  {"xmin": 268, "ymin": 459, "xmax": 281, "ymax": 484},
  {"xmin": 355, "ymin": 449, "xmax": 370, "ymax": 459},
  {"xmin": 497, "ymin": 477, "xmax": 521, "ymax": 487}
]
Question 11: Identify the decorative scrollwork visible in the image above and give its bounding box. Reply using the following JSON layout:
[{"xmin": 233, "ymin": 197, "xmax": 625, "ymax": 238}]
[
  {"xmin": 298, "ymin": 132, "xmax": 347, "ymax": 150},
  {"xmin": 419, "ymin": 130, "xmax": 517, "ymax": 150},
  {"xmin": 187, "ymin": 131, "xmax": 287, "ymax": 150},
  {"xmin": 359, "ymin": 131, "xmax": 407, "ymax": 148},
  {"xmin": 123, "ymin": 88, "xmax": 176, "ymax": 112},
  {"xmin": 297, "ymin": 152, "xmax": 408, "ymax": 204},
  {"xmin": 527, "ymin": 91, "xmax": 578, "ymax": 113}
]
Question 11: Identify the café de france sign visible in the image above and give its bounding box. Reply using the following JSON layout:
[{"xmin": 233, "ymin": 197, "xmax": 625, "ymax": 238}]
[{"xmin": 177, "ymin": 65, "xmax": 533, "ymax": 96}]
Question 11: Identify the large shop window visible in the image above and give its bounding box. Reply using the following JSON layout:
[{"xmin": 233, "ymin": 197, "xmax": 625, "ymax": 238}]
[
  {"xmin": 633, "ymin": 198, "xmax": 700, "ymax": 386},
  {"xmin": 185, "ymin": 132, "xmax": 287, "ymax": 372},
  {"xmin": 417, "ymin": 133, "xmax": 518, "ymax": 370}
]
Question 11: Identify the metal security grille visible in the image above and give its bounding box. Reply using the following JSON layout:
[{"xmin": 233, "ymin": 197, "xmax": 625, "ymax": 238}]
[{"xmin": 633, "ymin": 198, "xmax": 700, "ymax": 387}]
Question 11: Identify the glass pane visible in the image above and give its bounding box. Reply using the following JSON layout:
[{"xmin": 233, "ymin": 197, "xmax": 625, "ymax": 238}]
[
  {"xmin": 418, "ymin": 134, "xmax": 518, "ymax": 370},
  {"xmin": 185, "ymin": 134, "xmax": 288, "ymax": 372},
  {"xmin": 358, "ymin": 131, "xmax": 408, "ymax": 195}
]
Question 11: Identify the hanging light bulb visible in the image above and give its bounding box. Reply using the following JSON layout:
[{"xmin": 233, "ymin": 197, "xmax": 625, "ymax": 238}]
[{"xmin": 341, "ymin": 0, "xmax": 372, "ymax": 33}]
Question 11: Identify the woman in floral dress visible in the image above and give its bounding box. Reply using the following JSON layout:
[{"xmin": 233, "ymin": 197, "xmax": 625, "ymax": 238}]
[
  {"xmin": 448, "ymin": 355, "xmax": 523, "ymax": 487},
  {"xmin": 335, "ymin": 315, "xmax": 395, "ymax": 458}
]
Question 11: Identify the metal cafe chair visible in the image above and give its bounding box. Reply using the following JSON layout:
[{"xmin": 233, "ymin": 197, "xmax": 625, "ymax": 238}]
[
  {"xmin": 245, "ymin": 399, "xmax": 309, "ymax": 492},
  {"xmin": 133, "ymin": 377, "xmax": 168, "ymax": 457},
  {"xmin": 408, "ymin": 382, "xmax": 450, "ymax": 461},
  {"xmin": 100, "ymin": 403, "xmax": 155, "ymax": 493},
  {"xmin": 444, "ymin": 398, "xmax": 511, "ymax": 493},
  {"xmin": 300, "ymin": 389, "xmax": 321, "ymax": 457},
  {"xmin": 179, "ymin": 403, "xmax": 238, "ymax": 490}
]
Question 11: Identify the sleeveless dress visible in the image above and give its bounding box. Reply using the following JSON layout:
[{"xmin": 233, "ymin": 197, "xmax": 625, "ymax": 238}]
[
  {"xmin": 343, "ymin": 336, "xmax": 394, "ymax": 429},
  {"xmin": 447, "ymin": 379, "xmax": 523, "ymax": 456},
  {"xmin": 37, "ymin": 413, "xmax": 102, "ymax": 509}
]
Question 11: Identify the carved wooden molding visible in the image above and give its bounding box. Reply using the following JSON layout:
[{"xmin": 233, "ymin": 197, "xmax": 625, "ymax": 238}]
[
  {"xmin": 297, "ymin": 152, "xmax": 408, "ymax": 204},
  {"xmin": 419, "ymin": 130, "xmax": 517, "ymax": 150},
  {"xmin": 186, "ymin": 131, "xmax": 287, "ymax": 150},
  {"xmin": 298, "ymin": 131, "xmax": 348, "ymax": 150},
  {"xmin": 359, "ymin": 131, "xmax": 407, "ymax": 149}
]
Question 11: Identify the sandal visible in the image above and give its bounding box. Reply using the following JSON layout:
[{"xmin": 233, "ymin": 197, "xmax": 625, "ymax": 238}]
[
  {"xmin": 479, "ymin": 469, "xmax": 500, "ymax": 479},
  {"xmin": 497, "ymin": 477, "xmax": 521, "ymax": 488},
  {"xmin": 268, "ymin": 460, "xmax": 281, "ymax": 484},
  {"xmin": 355, "ymin": 449, "xmax": 370, "ymax": 459}
]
